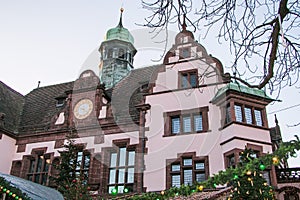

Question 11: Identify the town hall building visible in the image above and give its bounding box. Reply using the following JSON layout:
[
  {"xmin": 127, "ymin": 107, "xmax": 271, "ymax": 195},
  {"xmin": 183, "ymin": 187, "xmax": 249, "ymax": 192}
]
[{"xmin": 0, "ymin": 9, "xmax": 299, "ymax": 199}]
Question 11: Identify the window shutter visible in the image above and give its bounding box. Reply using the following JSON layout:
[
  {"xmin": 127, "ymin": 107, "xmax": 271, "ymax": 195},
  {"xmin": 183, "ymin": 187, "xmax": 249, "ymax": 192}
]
[
  {"xmin": 172, "ymin": 117, "xmax": 180, "ymax": 134},
  {"xmin": 234, "ymin": 105, "xmax": 243, "ymax": 122},
  {"xmin": 183, "ymin": 116, "xmax": 191, "ymax": 133},
  {"xmin": 244, "ymin": 107, "xmax": 253, "ymax": 124},
  {"xmin": 254, "ymin": 109, "xmax": 263, "ymax": 126}
]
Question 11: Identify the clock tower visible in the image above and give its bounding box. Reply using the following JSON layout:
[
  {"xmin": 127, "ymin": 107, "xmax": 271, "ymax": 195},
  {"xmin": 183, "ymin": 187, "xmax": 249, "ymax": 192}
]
[{"xmin": 99, "ymin": 8, "xmax": 137, "ymax": 89}]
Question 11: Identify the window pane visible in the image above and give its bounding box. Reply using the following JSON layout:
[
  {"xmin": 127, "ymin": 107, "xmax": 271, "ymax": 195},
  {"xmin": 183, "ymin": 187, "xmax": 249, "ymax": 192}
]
[
  {"xmin": 76, "ymin": 152, "xmax": 83, "ymax": 170},
  {"xmin": 110, "ymin": 153, "xmax": 117, "ymax": 167},
  {"xmin": 190, "ymin": 74, "xmax": 197, "ymax": 87},
  {"xmin": 244, "ymin": 107, "xmax": 252, "ymax": 124},
  {"xmin": 195, "ymin": 162, "xmax": 205, "ymax": 170},
  {"xmin": 183, "ymin": 169, "xmax": 193, "ymax": 185},
  {"xmin": 127, "ymin": 167, "xmax": 134, "ymax": 183},
  {"xmin": 119, "ymin": 148, "xmax": 126, "ymax": 166},
  {"xmin": 171, "ymin": 175, "xmax": 181, "ymax": 188},
  {"xmin": 254, "ymin": 109, "xmax": 263, "ymax": 126},
  {"xmin": 183, "ymin": 116, "xmax": 191, "ymax": 133},
  {"xmin": 118, "ymin": 186, "xmax": 124, "ymax": 194},
  {"xmin": 228, "ymin": 155, "xmax": 235, "ymax": 167},
  {"xmin": 42, "ymin": 174, "xmax": 47, "ymax": 185},
  {"xmin": 181, "ymin": 74, "xmax": 189, "ymax": 88},
  {"xmin": 84, "ymin": 154, "xmax": 90, "ymax": 169},
  {"xmin": 171, "ymin": 117, "xmax": 180, "ymax": 134},
  {"xmin": 34, "ymin": 174, "xmax": 40, "ymax": 183},
  {"xmin": 182, "ymin": 48, "xmax": 189, "ymax": 58},
  {"xmin": 171, "ymin": 164, "xmax": 180, "ymax": 172},
  {"xmin": 196, "ymin": 173, "xmax": 206, "ymax": 182},
  {"xmin": 118, "ymin": 168, "xmax": 125, "ymax": 184},
  {"xmin": 29, "ymin": 160, "xmax": 35, "ymax": 173},
  {"xmin": 183, "ymin": 158, "xmax": 192, "ymax": 166},
  {"xmin": 225, "ymin": 105, "xmax": 231, "ymax": 123},
  {"xmin": 37, "ymin": 156, "xmax": 43, "ymax": 172},
  {"xmin": 128, "ymin": 151, "xmax": 135, "ymax": 166},
  {"xmin": 109, "ymin": 169, "xmax": 116, "ymax": 184},
  {"xmin": 108, "ymin": 186, "xmax": 115, "ymax": 194},
  {"xmin": 234, "ymin": 105, "xmax": 243, "ymax": 122},
  {"xmin": 194, "ymin": 114, "xmax": 203, "ymax": 132},
  {"xmin": 263, "ymin": 171, "xmax": 271, "ymax": 185}
]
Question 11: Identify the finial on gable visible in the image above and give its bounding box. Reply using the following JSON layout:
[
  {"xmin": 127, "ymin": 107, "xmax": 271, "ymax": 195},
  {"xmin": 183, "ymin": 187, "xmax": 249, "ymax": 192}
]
[{"xmin": 182, "ymin": 14, "xmax": 187, "ymax": 31}]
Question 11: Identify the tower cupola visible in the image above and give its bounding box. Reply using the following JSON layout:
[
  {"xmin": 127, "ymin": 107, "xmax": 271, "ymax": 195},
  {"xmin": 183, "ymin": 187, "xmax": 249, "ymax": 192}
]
[{"xmin": 99, "ymin": 8, "xmax": 137, "ymax": 89}]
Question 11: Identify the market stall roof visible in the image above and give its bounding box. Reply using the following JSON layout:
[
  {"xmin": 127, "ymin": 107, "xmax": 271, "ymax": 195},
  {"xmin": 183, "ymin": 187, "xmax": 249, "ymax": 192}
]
[{"xmin": 0, "ymin": 172, "xmax": 63, "ymax": 200}]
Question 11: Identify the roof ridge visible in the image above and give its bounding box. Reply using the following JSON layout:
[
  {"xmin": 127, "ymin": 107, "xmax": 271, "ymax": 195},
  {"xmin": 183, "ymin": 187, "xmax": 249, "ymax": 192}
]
[
  {"xmin": 27, "ymin": 81, "xmax": 74, "ymax": 94},
  {"xmin": 0, "ymin": 80, "xmax": 24, "ymax": 98}
]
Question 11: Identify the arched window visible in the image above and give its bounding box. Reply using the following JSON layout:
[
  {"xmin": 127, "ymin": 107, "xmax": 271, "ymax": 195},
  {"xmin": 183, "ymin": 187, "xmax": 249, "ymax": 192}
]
[
  {"xmin": 107, "ymin": 49, "xmax": 113, "ymax": 58},
  {"xmin": 118, "ymin": 48, "xmax": 125, "ymax": 59}
]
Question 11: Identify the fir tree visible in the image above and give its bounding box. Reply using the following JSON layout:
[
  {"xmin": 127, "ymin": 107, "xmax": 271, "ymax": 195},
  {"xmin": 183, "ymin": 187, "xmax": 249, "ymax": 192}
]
[
  {"xmin": 228, "ymin": 148, "xmax": 275, "ymax": 200},
  {"xmin": 51, "ymin": 132, "xmax": 91, "ymax": 200}
]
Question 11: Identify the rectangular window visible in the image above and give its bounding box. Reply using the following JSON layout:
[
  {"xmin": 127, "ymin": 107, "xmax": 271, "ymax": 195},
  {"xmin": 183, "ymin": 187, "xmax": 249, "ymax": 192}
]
[
  {"xmin": 244, "ymin": 107, "xmax": 253, "ymax": 124},
  {"xmin": 171, "ymin": 175, "xmax": 181, "ymax": 188},
  {"xmin": 180, "ymin": 70, "xmax": 198, "ymax": 88},
  {"xmin": 168, "ymin": 156, "xmax": 208, "ymax": 189},
  {"xmin": 226, "ymin": 103, "xmax": 265, "ymax": 128},
  {"xmin": 171, "ymin": 116, "xmax": 180, "ymax": 134},
  {"xmin": 234, "ymin": 105, "xmax": 243, "ymax": 122},
  {"xmin": 254, "ymin": 109, "xmax": 263, "ymax": 126},
  {"xmin": 165, "ymin": 107, "xmax": 208, "ymax": 136},
  {"xmin": 181, "ymin": 48, "xmax": 190, "ymax": 58},
  {"xmin": 108, "ymin": 148, "xmax": 136, "ymax": 194},
  {"xmin": 193, "ymin": 114, "xmax": 203, "ymax": 132},
  {"xmin": 183, "ymin": 169, "xmax": 193, "ymax": 185},
  {"xmin": 183, "ymin": 116, "xmax": 191, "ymax": 133},
  {"xmin": 27, "ymin": 154, "xmax": 51, "ymax": 185}
]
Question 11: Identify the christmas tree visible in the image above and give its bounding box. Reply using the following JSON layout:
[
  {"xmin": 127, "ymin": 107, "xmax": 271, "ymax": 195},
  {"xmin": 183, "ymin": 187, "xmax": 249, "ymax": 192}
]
[
  {"xmin": 228, "ymin": 148, "xmax": 275, "ymax": 200},
  {"xmin": 51, "ymin": 132, "xmax": 91, "ymax": 200}
]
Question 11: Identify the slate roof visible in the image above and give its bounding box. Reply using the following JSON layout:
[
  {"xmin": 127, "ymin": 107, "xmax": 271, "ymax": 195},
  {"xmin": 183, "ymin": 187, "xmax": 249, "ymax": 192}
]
[
  {"xmin": 0, "ymin": 81, "xmax": 24, "ymax": 133},
  {"xmin": 0, "ymin": 64, "xmax": 163, "ymax": 134},
  {"xmin": 105, "ymin": 64, "xmax": 163, "ymax": 123},
  {"xmin": 19, "ymin": 81, "xmax": 74, "ymax": 132}
]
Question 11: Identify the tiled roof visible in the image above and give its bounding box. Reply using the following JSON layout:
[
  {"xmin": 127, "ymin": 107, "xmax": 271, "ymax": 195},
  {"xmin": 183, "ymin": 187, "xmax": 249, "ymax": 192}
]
[
  {"xmin": 108, "ymin": 64, "xmax": 163, "ymax": 124},
  {"xmin": 11, "ymin": 64, "xmax": 162, "ymax": 133},
  {"xmin": 0, "ymin": 81, "xmax": 24, "ymax": 133},
  {"xmin": 19, "ymin": 81, "xmax": 74, "ymax": 133}
]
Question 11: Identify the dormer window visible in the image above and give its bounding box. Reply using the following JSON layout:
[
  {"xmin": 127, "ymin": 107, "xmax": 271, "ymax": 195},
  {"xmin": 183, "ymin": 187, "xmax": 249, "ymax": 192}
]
[
  {"xmin": 55, "ymin": 96, "xmax": 66, "ymax": 107},
  {"xmin": 179, "ymin": 70, "xmax": 198, "ymax": 89}
]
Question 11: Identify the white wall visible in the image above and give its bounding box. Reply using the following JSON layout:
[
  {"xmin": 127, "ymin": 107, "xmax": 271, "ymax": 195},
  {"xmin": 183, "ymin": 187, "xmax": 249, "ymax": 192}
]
[{"xmin": 0, "ymin": 134, "xmax": 17, "ymax": 174}]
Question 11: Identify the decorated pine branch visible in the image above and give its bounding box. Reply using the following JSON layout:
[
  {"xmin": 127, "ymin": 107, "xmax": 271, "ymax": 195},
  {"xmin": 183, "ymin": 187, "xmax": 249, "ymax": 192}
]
[
  {"xmin": 0, "ymin": 177, "xmax": 31, "ymax": 200},
  {"xmin": 127, "ymin": 136, "xmax": 300, "ymax": 200}
]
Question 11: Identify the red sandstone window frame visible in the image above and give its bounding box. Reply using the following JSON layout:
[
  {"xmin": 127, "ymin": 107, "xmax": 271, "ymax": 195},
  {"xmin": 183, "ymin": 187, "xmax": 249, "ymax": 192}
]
[
  {"xmin": 224, "ymin": 100, "xmax": 267, "ymax": 129},
  {"xmin": 26, "ymin": 152, "xmax": 51, "ymax": 185},
  {"xmin": 178, "ymin": 69, "xmax": 198, "ymax": 89},
  {"xmin": 166, "ymin": 153, "xmax": 209, "ymax": 189},
  {"xmin": 164, "ymin": 107, "xmax": 209, "ymax": 137},
  {"xmin": 106, "ymin": 141, "xmax": 136, "ymax": 194}
]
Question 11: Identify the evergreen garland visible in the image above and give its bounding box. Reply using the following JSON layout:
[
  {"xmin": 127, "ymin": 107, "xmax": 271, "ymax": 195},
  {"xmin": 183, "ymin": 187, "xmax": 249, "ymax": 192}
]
[
  {"xmin": 126, "ymin": 136, "xmax": 300, "ymax": 200},
  {"xmin": 0, "ymin": 177, "xmax": 31, "ymax": 200}
]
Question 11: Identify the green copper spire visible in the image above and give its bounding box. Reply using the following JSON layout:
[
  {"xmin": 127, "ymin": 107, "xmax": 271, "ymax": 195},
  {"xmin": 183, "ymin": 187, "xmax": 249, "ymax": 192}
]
[{"xmin": 106, "ymin": 8, "xmax": 134, "ymax": 44}]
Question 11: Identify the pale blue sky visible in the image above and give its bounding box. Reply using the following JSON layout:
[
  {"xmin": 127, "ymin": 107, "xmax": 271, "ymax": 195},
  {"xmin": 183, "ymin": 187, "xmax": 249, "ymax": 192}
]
[{"xmin": 0, "ymin": 1, "xmax": 299, "ymax": 166}]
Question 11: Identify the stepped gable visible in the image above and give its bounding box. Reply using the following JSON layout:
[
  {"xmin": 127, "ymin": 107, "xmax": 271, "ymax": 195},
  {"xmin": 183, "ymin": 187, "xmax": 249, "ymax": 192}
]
[
  {"xmin": 0, "ymin": 81, "xmax": 24, "ymax": 133},
  {"xmin": 19, "ymin": 81, "xmax": 74, "ymax": 133},
  {"xmin": 108, "ymin": 64, "xmax": 163, "ymax": 124}
]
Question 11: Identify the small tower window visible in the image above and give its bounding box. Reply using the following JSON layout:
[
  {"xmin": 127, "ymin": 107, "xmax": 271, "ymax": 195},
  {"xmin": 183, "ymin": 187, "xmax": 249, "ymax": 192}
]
[
  {"xmin": 118, "ymin": 49, "xmax": 125, "ymax": 59},
  {"xmin": 107, "ymin": 49, "xmax": 113, "ymax": 58}
]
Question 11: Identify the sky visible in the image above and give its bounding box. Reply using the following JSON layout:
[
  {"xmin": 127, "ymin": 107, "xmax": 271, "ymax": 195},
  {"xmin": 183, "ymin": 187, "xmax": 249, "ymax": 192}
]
[{"xmin": 0, "ymin": 1, "xmax": 299, "ymax": 166}]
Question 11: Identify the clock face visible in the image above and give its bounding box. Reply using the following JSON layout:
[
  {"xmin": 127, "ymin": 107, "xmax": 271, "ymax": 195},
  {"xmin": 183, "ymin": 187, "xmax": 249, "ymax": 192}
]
[{"xmin": 74, "ymin": 99, "xmax": 93, "ymax": 119}]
